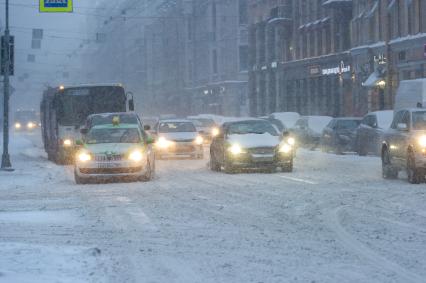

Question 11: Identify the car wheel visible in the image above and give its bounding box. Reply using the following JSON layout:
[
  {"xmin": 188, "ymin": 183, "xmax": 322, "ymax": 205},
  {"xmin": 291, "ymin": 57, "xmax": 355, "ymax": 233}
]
[
  {"xmin": 210, "ymin": 153, "xmax": 221, "ymax": 172},
  {"xmin": 282, "ymin": 159, "xmax": 293, "ymax": 173},
  {"xmin": 224, "ymin": 158, "xmax": 235, "ymax": 174},
  {"xmin": 74, "ymin": 169, "xmax": 87, "ymax": 185},
  {"xmin": 407, "ymin": 154, "xmax": 423, "ymax": 184},
  {"xmin": 141, "ymin": 160, "xmax": 153, "ymax": 181},
  {"xmin": 382, "ymin": 149, "xmax": 398, "ymax": 179},
  {"xmin": 357, "ymin": 140, "xmax": 367, "ymax": 156}
]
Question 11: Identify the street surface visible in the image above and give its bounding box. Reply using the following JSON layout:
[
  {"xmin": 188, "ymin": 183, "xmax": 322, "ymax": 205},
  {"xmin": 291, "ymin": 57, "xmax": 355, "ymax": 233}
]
[{"xmin": 1, "ymin": 133, "xmax": 426, "ymax": 283}]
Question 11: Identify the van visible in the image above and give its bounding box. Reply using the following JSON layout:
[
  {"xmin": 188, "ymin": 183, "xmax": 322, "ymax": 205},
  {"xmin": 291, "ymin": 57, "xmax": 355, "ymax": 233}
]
[{"xmin": 394, "ymin": 79, "xmax": 426, "ymax": 111}]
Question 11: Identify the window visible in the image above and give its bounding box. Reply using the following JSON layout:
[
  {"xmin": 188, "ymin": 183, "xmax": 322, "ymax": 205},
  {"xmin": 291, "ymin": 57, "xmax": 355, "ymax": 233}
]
[
  {"xmin": 212, "ymin": 50, "xmax": 218, "ymax": 74},
  {"xmin": 239, "ymin": 45, "xmax": 248, "ymax": 71},
  {"xmin": 239, "ymin": 0, "xmax": 248, "ymax": 25}
]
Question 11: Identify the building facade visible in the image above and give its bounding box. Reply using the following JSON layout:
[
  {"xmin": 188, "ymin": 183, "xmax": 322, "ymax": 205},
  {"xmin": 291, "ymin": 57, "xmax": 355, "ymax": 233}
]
[
  {"xmin": 249, "ymin": 0, "xmax": 426, "ymax": 117},
  {"xmin": 83, "ymin": 0, "xmax": 249, "ymax": 117}
]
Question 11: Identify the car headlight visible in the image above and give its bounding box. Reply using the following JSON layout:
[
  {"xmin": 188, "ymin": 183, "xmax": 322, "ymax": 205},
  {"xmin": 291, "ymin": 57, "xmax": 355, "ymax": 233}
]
[
  {"xmin": 279, "ymin": 144, "xmax": 292, "ymax": 154},
  {"xmin": 156, "ymin": 137, "xmax": 172, "ymax": 149},
  {"xmin": 63, "ymin": 139, "xmax": 73, "ymax": 147},
  {"xmin": 228, "ymin": 144, "xmax": 245, "ymax": 155},
  {"xmin": 77, "ymin": 152, "xmax": 92, "ymax": 162},
  {"xmin": 15, "ymin": 123, "xmax": 21, "ymax": 129},
  {"xmin": 129, "ymin": 150, "xmax": 143, "ymax": 162},
  {"xmin": 211, "ymin": 127, "xmax": 220, "ymax": 137},
  {"xmin": 194, "ymin": 136, "xmax": 204, "ymax": 145},
  {"xmin": 419, "ymin": 135, "xmax": 426, "ymax": 147},
  {"xmin": 287, "ymin": 137, "xmax": 296, "ymax": 146},
  {"xmin": 27, "ymin": 122, "xmax": 35, "ymax": 129}
]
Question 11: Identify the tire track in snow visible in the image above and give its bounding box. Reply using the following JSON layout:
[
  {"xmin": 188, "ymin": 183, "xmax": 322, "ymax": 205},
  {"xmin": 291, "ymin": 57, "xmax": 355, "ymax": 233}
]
[{"xmin": 325, "ymin": 206, "xmax": 424, "ymax": 283}]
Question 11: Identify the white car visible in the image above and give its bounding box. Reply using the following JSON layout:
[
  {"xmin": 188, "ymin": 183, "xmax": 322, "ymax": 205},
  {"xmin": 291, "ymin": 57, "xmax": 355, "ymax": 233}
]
[{"xmin": 74, "ymin": 123, "xmax": 155, "ymax": 184}]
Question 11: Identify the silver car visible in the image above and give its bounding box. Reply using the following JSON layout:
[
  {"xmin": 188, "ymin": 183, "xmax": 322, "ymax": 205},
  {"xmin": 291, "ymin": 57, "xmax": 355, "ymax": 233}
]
[
  {"xmin": 381, "ymin": 108, "xmax": 426, "ymax": 184},
  {"xmin": 153, "ymin": 120, "xmax": 204, "ymax": 159}
]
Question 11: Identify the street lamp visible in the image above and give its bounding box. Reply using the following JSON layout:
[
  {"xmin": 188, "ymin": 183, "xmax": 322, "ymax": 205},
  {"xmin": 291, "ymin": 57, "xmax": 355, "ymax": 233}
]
[{"xmin": 1, "ymin": 0, "xmax": 13, "ymax": 171}]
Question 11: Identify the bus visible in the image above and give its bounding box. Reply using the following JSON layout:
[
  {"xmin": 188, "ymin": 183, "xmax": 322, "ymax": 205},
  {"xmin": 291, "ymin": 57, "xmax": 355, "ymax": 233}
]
[{"xmin": 40, "ymin": 84, "xmax": 134, "ymax": 164}]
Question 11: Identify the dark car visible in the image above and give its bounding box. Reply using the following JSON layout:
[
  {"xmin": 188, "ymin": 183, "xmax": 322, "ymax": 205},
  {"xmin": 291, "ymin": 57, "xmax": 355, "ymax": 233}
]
[
  {"xmin": 291, "ymin": 116, "xmax": 332, "ymax": 149},
  {"xmin": 356, "ymin": 110, "xmax": 393, "ymax": 156},
  {"xmin": 321, "ymin": 118, "xmax": 362, "ymax": 154},
  {"xmin": 382, "ymin": 108, "xmax": 426, "ymax": 184},
  {"xmin": 210, "ymin": 119, "xmax": 294, "ymax": 173}
]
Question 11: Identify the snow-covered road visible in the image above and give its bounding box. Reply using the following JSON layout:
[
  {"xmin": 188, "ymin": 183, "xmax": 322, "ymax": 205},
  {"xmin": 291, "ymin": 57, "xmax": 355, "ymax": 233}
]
[{"xmin": 1, "ymin": 133, "xmax": 425, "ymax": 283}]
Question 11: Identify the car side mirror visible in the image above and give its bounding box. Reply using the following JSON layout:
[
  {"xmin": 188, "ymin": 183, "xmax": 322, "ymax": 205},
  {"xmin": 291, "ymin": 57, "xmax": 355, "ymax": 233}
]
[
  {"xmin": 397, "ymin": 123, "xmax": 408, "ymax": 131},
  {"xmin": 199, "ymin": 130, "xmax": 205, "ymax": 135},
  {"xmin": 128, "ymin": 99, "xmax": 135, "ymax": 112},
  {"xmin": 75, "ymin": 140, "xmax": 83, "ymax": 146},
  {"xmin": 146, "ymin": 136, "xmax": 155, "ymax": 144},
  {"xmin": 80, "ymin": 128, "xmax": 88, "ymax": 135},
  {"xmin": 282, "ymin": 130, "xmax": 290, "ymax": 137},
  {"xmin": 144, "ymin": 125, "xmax": 151, "ymax": 131}
]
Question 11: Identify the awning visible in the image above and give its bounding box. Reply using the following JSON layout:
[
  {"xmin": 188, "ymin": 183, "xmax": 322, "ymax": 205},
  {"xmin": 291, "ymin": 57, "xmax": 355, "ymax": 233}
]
[{"xmin": 362, "ymin": 71, "xmax": 382, "ymax": 87}]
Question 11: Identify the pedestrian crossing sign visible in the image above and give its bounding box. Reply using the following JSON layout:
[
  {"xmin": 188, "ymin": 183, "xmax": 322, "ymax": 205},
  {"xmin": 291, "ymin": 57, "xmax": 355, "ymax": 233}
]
[{"xmin": 40, "ymin": 0, "xmax": 73, "ymax": 13}]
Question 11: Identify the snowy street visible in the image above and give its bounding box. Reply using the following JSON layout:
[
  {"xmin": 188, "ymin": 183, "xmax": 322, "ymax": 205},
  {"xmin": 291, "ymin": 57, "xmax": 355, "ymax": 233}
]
[{"xmin": 1, "ymin": 133, "xmax": 426, "ymax": 283}]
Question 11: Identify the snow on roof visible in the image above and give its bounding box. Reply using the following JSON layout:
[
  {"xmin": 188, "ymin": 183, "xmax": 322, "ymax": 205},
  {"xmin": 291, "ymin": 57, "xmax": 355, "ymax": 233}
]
[
  {"xmin": 370, "ymin": 110, "xmax": 394, "ymax": 129},
  {"xmin": 270, "ymin": 112, "xmax": 300, "ymax": 128},
  {"xmin": 267, "ymin": 17, "xmax": 291, "ymax": 25},
  {"xmin": 364, "ymin": 1, "xmax": 378, "ymax": 19},
  {"xmin": 350, "ymin": 41, "xmax": 386, "ymax": 52},
  {"xmin": 389, "ymin": 32, "xmax": 426, "ymax": 45},
  {"xmin": 306, "ymin": 116, "xmax": 333, "ymax": 134}
]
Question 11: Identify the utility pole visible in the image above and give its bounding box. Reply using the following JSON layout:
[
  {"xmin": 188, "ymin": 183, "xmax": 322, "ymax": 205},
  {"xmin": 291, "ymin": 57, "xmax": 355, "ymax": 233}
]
[{"xmin": 1, "ymin": 0, "xmax": 13, "ymax": 171}]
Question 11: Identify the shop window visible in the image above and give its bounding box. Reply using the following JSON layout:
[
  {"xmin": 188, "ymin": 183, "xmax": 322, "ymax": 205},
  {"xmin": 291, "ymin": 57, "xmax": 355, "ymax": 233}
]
[{"xmin": 398, "ymin": 51, "xmax": 406, "ymax": 61}]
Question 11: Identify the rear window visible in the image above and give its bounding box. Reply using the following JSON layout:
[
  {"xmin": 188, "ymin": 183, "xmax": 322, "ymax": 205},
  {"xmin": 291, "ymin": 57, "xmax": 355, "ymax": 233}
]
[
  {"xmin": 159, "ymin": 122, "xmax": 196, "ymax": 133},
  {"xmin": 337, "ymin": 120, "xmax": 361, "ymax": 130}
]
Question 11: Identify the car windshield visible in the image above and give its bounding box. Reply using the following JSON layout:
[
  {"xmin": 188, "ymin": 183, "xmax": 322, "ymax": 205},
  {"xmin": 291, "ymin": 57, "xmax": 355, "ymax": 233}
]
[
  {"xmin": 159, "ymin": 122, "xmax": 196, "ymax": 133},
  {"xmin": 336, "ymin": 120, "xmax": 361, "ymax": 130},
  {"xmin": 267, "ymin": 119, "xmax": 285, "ymax": 132},
  {"xmin": 86, "ymin": 128, "xmax": 141, "ymax": 144},
  {"xmin": 412, "ymin": 111, "xmax": 426, "ymax": 130},
  {"xmin": 228, "ymin": 121, "xmax": 279, "ymax": 136},
  {"xmin": 15, "ymin": 111, "xmax": 37, "ymax": 122}
]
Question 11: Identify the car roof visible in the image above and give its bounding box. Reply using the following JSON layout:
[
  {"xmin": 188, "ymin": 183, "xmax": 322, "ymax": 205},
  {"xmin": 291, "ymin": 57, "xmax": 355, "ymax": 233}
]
[
  {"xmin": 91, "ymin": 124, "xmax": 140, "ymax": 130},
  {"xmin": 87, "ymin": 112, "xmax": 137, "ymax": 118},
  {"xmin": 159, "ymin": 119, "xmax": 194, "ymax": 123},
  {"xmin": 223, "ymin": 118, "xmax": 267, "ymax": 125},
  {"xmin": 332, "ymin": 117, "xmax": 362, "ymax": 120}
]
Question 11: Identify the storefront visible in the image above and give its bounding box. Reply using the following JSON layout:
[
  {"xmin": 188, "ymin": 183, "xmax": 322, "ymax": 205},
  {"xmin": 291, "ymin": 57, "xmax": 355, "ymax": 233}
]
[{"xmin": 278, "ymin": 53, "xmax": 353, "ymax": 117}]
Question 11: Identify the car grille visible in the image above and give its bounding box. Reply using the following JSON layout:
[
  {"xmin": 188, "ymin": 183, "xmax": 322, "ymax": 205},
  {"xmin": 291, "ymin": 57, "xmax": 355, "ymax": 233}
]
[
  {"xmin": 249, "ymin": 147, "xmax": 276, "ymax": 155},
  {"xmin": 80, "ymin": 167, "xmax": 142, "ymax": 174},
  {"xmin": 171, "ymin": 145, "xmax": 195, "ymax": 153},
  {"xmin": 94, "ymin": 154, "xmax": 124, "ymax": 162}
]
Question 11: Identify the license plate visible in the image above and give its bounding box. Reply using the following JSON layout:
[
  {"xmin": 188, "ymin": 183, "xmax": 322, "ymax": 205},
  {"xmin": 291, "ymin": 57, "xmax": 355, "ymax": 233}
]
[
  {"xmin": 97, "ymin": 163, "xmax": 119, "ymax": 169},
  {"xmin": 252, "ymin": 154, "xmax": 274, "ymax": 162}
]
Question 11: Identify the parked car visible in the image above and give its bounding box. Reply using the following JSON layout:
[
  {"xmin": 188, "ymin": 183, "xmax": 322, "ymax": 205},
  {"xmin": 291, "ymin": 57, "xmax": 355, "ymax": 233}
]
[
  {"xmin": 291, "ymin": 116, "xmax": 332, "ymax": 149},
  {"xmin": 153, "ymin": 120, "xmax": 204, "ymax": 159},
  {"xmin": 321, "ymin": 118, "xmax": 362, "ymax": 154},
  {"xmin": 269, "ymin": 112, "xmax": 300, "ymax": 129},
  {"xmin": 210, "ymin": 119, "xmax": 294, "ymax": 173},
  {"xmin": 356, "ymin": 110, "xmax": 393, "ymax": 156},
  {"xmin": 381, "ymin": 108, "xmax": 426, "ymax": 184},
  {"xmin": 74, "ymin": 123, "xmax": 156, "ymax": 184}
]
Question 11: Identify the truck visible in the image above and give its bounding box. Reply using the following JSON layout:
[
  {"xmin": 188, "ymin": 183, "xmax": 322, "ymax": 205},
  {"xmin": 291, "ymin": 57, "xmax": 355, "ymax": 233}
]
[
  {"xmin": 394, "ymin": 78, "xmax": 426, "ymax": 111},
  {"xmin": 40, "ymin": 84, "xmax": 134, "ymax": 164}
]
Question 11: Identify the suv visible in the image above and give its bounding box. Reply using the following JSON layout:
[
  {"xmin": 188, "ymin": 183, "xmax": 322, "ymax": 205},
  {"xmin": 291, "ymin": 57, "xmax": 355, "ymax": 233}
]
[{"xmin": 381, "ymin": 108, "xmax": 426, "ymax": 183}]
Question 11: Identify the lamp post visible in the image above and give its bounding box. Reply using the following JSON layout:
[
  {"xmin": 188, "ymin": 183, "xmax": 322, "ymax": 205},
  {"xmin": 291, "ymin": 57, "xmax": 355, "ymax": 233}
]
[{"xmin": 1, "ymin": 0, "xmax": 13, "ymax": 171}]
